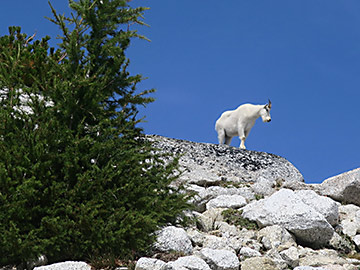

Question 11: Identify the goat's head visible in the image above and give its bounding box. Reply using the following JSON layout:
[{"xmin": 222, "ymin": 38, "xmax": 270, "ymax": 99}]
[{"xmin": 260, "ymin": 99, "xmax": 272, "ymax": 122}]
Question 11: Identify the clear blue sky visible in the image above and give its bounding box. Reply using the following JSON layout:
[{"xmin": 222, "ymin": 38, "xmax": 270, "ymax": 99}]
[{"xmin": 1, "ymin": 1, "xmax": 359, "ymax": 184}]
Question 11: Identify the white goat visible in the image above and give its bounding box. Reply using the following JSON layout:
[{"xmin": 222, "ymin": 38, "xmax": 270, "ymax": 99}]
[{"xmin": 215, "ymin": 100, "xmax": 272, "ymax": 149}]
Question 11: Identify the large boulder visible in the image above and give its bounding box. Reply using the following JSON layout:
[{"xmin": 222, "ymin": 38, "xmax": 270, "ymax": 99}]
[
  {"xmin": 147, "ymin": 135, "xmax": 304, "ymax": 186},
  {"xmin": 242, "ymin": 189, "xmax": 335, "ymax": 247},
  {"xmin": 166, "ymin": 256, "xmax": 211, "ymax": 270},
  {"xmin": 199, "ymin": 248, "xmax": 239, "ymax": 270},
  {"xmin": 154, "ymin": 226, "xmax": 193, "ymax": 255},
  {"xmin": 34, "ymin": 261, "xmax": 91, "ymax": 270},
  {"xmin": 135, "ymin": 258, "xmax": 166, "ymax": 270},
  {"xmin": 294, "ymin": 190, "xmax": 339, "ymax": 226},
  {"xmin": 316, "ymin": 168, "xmax": 360, "ymax": 206}
]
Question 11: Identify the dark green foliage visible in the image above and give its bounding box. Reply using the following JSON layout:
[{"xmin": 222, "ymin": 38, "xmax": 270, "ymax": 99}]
[
  {"xmin": 221, "ymin": 209, "xmax": 258, "ymax": 230},
  {"xmin": 0, "ymin": 0, "xmax": 190, "ymax": 266}
]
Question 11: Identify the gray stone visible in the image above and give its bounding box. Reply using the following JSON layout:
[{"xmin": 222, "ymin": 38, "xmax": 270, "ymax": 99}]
[
  {"xmin": 154, "ymin": 226, "xmax": 193, "ymax": 255},
  {"xmin": 186, "ymin": 184, "xmax": 206, "ymax": 196},
  {"xmin": 338, "ymin": 205, "xmax": 360, "ymax": 237},
  {"xmin": 295, "ymin": 190, "xmax": 339, "ymax": 226},
  {"xmin": 328, "ymin": 232, "xmax": 355, "ymax": 254},
  {"xmin": 282, "ymin": 180, "xmax": 316, "ymax": 192},
  {"xmin": 239, "ymin": 247, "xmax": 262, "ymax": 258},
  {"xmin": 263, "ymin": 248, "xmax": 289, "ymax": 270},
  {"xmin": 251, "ymin": 176, "xmax": 278, "ymax": 197},
  {"xmin": 202, "ymin": 235, "xmax": 233, "ymax": 251},
  {"xmin": 242, "ymin": 189, "xmax": 334, "ymax": 247},
  {"xmin": 206, "ymin": 194, "xmax": 247, "ymax": 210},
  {"xmin": 353, "ymin": 235, "xmax": 360, "ymax": 248},
  {"xmin": 147, "ymin": 135, "xmax": 304, "ymax": 187},
  {"xmin": 298, "ymin": 248, "xmax": 348, "ymax": 267},
  {"xmin": 280, "ymin": 246, "xmax": 300, "ymax": 268},
  {"xmin": 216, "ymin": 221, "xmax": 241, "ymax": 238},
  {"xmin": 240, "ymin": 257, "xmax": 282, "ymax": 270},
  {"xmin": 187, "ymin": 228, "xmax": 206, "ymax": 247},
  {"xmin": 317, "ymin": 168, "xmax": 360, "ymax": 206},
  {"xmin": 167, "ymin": 256, "xmax": 211, "ymax": 270},
  {"xmin": 194, "ymin": 186, "xmax": 253, "ymax": 212},
  {"xmin": 199, "ymin": 248, "xmax": 239, "ymax": 270},
  {"xmin": 257, "ymin": 225, "xmax": 296, "ymax": 251},
  {"xmin": 194, "ymin": 208, "xmax": 224, "ymax": 232},
  {"xmin": 135, "ymin": 258, "xmax": 166, "ymax": 270},
  {"xmin": 34, "ymin": 261, "xmax": 91, "ymax": 270}
]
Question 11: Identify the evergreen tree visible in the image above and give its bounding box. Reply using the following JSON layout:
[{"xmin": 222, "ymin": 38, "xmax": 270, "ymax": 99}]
[{"xmin": 0, "ymin": 0, "xmax": 190, "ymax": 266}]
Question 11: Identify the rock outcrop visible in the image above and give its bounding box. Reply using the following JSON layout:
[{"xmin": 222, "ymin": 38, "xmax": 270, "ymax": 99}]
[
  {"xmin": 134, "ymin": 136, "xmax": 360, "ymax": 270},
  {"xmin": 316, "ymin": 168, "xmax": 360, "ymax": 207},
  {"xmin": 147, "ymin": 135, "xmax": 304, "ymax": 187},
  {"xmin": 11, "ymin": 136, "xmax": 360, "ymax": 270}
]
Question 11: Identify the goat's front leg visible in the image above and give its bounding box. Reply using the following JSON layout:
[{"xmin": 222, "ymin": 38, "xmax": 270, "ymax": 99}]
[
  {"xmin": 239, "ymin": 136, "xmax": 246, "ymax": 149},
  {"xmin": 217, "ymin": 129, "xmax": 225, "ymax": 145},
  {"xmin": 238, "ymin": 127, "xmax": 247, "ymax": 149}
]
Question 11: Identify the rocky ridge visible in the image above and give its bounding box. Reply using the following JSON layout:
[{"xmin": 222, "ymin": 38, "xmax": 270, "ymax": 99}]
[
  {"xmin": 10, "ymin": 135, "xmax": 360, "ymax": 270},
  {"xmin": 136, "ymin": 136, "xmax": 360, "ymax": 270}
]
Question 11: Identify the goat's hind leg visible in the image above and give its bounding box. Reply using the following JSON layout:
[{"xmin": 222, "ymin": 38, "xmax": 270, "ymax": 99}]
[{"xmin": 224, "ymin": 135, "xmax": 232, "ymax": 145}]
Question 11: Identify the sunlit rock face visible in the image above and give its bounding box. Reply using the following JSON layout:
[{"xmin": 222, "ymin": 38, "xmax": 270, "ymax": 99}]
[
  {"xmin": 315, "ymin": 168, "xmax": 360, "ymax": 207},
  {"xmin": 242, "ymin": 189, "xmax": 336, "ymax": 248},
  {"xmin": 147, "ymin": 135, "xmax": 304, "ymax": 188}
]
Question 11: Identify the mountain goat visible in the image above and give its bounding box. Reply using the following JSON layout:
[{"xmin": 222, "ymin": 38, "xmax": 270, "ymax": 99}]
[{"xmin": 215, "ymin": 100, "xmax": 272, "ymax": 149}]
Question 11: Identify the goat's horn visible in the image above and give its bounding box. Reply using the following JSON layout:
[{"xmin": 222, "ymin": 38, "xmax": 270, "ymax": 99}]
[{"xmin": 268, "ymin": 99, "xmax": 272, "ymax": 108}]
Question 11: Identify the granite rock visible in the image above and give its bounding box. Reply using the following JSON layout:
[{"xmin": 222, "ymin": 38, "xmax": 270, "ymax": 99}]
[
  {"xmin": 294, "ymin": 190, "xmax": 339, "ymax": 226},
  {"xmin": 317, "ymin": 168, "xmax": 360, "ymax": 206},
  {"xmin": 199, "ymin": 248, "xmax": 239, "ymax": 270},
  {"xmin": 206, "ymin": 195, "xmax": 247, "ymax": 210},
  {"xmin": 166, "ymin": 256, "xmax": 211, "ymax": 270},
  {"xmin": 147, "ymin": 135, "xmax": 304, "ymax": 186},
  {"xmin": 154, "ymin": 226, "xmax": 193, "ymax": 255},
  {"xmin": 257, "ymin": 225, "xmax": 297, "ymax": 251},
  {"xmin": 240, "ymin": 257, "xmax": 283, "ymax": 270},
  {"xmin": 242, "ymin": 189, "xmax": 334, "ymax": 247},
  {"xmin": 338, "ymin": 204, "xmax": 360, "ymax": 237},
  {"xmin": 34, "ymin": 261, "xmax": 91, "ymax": 270},
  {"xmin": 280, "ymin": 246, "xmax": 300, "ymax": 268},
  {"xmin": 135, "ymin": 258, "xmax": 166, "ymax": 270}
]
